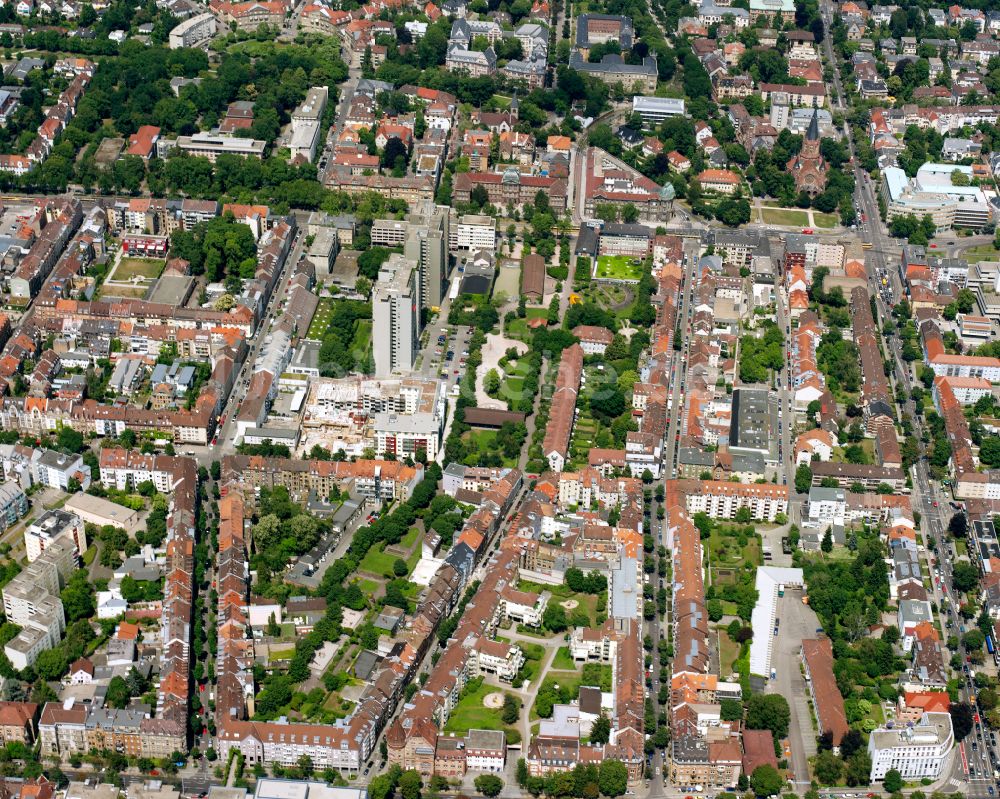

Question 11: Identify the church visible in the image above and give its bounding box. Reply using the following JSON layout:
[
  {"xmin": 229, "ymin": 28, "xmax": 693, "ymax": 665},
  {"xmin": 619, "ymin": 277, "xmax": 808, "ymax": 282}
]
[{"xmin": 787, "ymin": 106, "xmax": 828, "ymax": 196}]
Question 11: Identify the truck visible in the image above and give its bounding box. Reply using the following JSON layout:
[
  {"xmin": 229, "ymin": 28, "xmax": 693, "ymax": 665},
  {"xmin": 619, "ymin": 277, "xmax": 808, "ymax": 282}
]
[{"xmin": 778, "ymin": 584, "xmax": 785, "ymax": 597}]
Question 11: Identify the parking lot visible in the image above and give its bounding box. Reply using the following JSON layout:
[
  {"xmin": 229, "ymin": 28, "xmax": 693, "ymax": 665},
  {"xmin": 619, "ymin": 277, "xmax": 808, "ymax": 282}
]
[{"xmin": 768, "ymin": 585, "xmax": 823, "ymax": 786}]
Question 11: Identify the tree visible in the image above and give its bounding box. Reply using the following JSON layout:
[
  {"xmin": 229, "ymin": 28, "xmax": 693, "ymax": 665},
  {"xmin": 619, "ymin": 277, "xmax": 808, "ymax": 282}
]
[
  {"xmin": 720, "ymin": 699, "xmax": 744, "ymax": 721},
  {"xmin": 543, "ymin": 604, "xmax": 568, "ymax": 632},
  {"xmin": 61, "ymin": 572, "xmax": 95, "ymax": 622},
  {"xmin": 750, "ymin": 765, "xmax": 783, "ymax": 797},
  {"xmin": 882, "ymin": 769, "xmax": 903, "ymax": 793},
  {"xmin": 795, "ymin": 464, "xmax": 813, "ymax": 494},
  {"xmin": 398, "ymin": 770, "xmax": 422, "ymax": 799},
  {"xmin": 57, "ymin": 426, "xmax": 84, "ymax": 453},
  {"xmin": 392, "ymin": 558, "xmax": 409, "ymax": 577},
  {"xmin": 597, "ymin": 760, "xmax": 628, "ymax": 797},
  {"xmin": 34, "ymin": 648, "xmax": 68, "ymax": 681},
  {"xmin": 948, "ymin": 512, "xmax": 968, "ymax": 538},
  {"xmin": 745, "ymin": 694, "xmax": 791, "ymax": 741},
  {"xmin": 821, "ymin": 527, "xmax": 833, "ymax": 553},
  {"xmin": 950, "ymin": 701, "xmax": 974, "ymax": 741},
  {"xmin": 813, "ymin": 750, "xmax": 842, "ymax": 786},
  {"xmin": 106, "ymin": 676, "xmax": 131, "ymax": 708},
  {"xmin": 484, "ymin": 368, "xmax": 501, "ymax": 396},
  {"xmin": 501, "ymin": 693, "xmax": 519, "ymax": 725},
  {"xmin": 474, "ymin": 775, "xmax": 503, "ymax": 798},
  {"xmin": 952, "ymin": 561, "xmax": 980, "ymax": 593},
  {"xmin": 590, "ymin": 714, "xmax": 611, "ymax": 744}
]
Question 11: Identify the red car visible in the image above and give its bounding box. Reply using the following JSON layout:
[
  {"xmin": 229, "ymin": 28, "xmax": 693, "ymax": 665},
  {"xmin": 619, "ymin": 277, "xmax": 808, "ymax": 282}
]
[{"xmin": 802, "ymin": 228, "xmax": 814, "ymax": 234}]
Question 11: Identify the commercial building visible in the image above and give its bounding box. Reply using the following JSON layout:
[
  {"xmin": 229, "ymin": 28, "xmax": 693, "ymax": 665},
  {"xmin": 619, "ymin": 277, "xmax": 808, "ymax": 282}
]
[
  {"xmin": 373, "ymin": 254, "xmax": 420, "ymax": 377},
  {"xmin": 63, "ymin": 492, "xmax": 142, "ymax": 533},
  {"xmin": 449, "ymin": 214, "xmax": 496, "ymax": 251},
  {"xmin": 567, "ymin": 51, "xmax": 658, "ymax": 93},
  {"xmin": 631, "ymin": 96, "xmax": 686, "ymax": 126},
  {"xmin": 868, "ymin": 712, "xmax": 954, "ymax": 781},
  {"xmin": 173, "ymin": 133, "xmax": 266, "ymax": 161},
  {"xmin": 289, "ymin": 87, "xmax": 329, "ymax": 163},
  {"xmin": 881, "ymin": 164, "xmax": 992, "ymax": 232}
]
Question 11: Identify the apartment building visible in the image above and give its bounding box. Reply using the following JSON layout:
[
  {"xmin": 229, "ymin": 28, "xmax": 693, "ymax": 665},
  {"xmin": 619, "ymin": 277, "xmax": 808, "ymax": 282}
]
[
  {"xmin": 223, "ymin": 456, "xmax": 423, "ymax": 503},
  {"xmin": 801, "ymin": 639, "xmax": 849, "ymax": 751},
  {"xmin": 168, "ymin": 11, "xmax": 216, "ymax": 47},
  {"xmin": 24, "ymin": 509, "xmax": 86, "ymax": 563},
  {"xmin": 373, "ymin": 254, "xmax": 420, "ymax": 377},
  {"xmin": 0, "ymin": 701, "xmax": 38, "ymax": 745},
  {"xmin": 683, "ymin": 481, "xmax": 789, "ymax": 522}
]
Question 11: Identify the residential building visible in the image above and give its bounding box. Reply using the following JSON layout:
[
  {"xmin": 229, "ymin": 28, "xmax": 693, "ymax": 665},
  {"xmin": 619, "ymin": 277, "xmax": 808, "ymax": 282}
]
[{"xmin": 372, "ymin": 254, "xmax": 420, "ymax": 377}]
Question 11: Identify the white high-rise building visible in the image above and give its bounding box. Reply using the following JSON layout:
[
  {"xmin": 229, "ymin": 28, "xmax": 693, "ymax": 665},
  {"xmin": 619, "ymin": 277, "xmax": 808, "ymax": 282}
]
[{"xmin": 373, "ymin": 254, "xmax": 420, "ymax": 378}]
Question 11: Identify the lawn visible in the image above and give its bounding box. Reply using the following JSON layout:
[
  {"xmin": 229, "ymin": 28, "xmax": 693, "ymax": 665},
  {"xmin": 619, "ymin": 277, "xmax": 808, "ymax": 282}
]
[
  {"xmin": 359, "ymin": 543, "xmax": 401, "ymax": 577},
  {"xmin": 401, "ymin": 526, "xmax": 421, "ymax": 549},
  {"xmin": 718, "ymin": 628, "xmax": 740, "ymax": 675},
  {"xmin": 594, "ymin": 254, "xmax": 644, "ymax": 282},
  {"xmin": 354, "ymin": 578, "xmax": 380, "ymax": 595},
  {"xmin": 269, "ymin": 647, "xmax": 295, "ymax": 661},
  {"xmin": 499, "ymin": 358, "xmax": 534, "ymax": 405},
  {"xmin": 443, "ymin": 678, "xmax": 520, "ymax": 741},
  {"xmin": 531, "ymin": 671, "xmax": 584, "ymax": 719},
  {"xmin": 506, "ymin": 308, "xmax": 548, "ymax": 341},
  {"xmin": 814, "ymin": 212, "xmax": 839, "ymax": 228},
  {"xmin": 353, "ymin": 319, "xmax": 372, "ymax": 357},
  {"xmin": 511, "ymin": 640, "xmax": 547, "ymax": 687},
  {"xmin": 460, "ymin": 428, "xmax": 518, "ymax": 468},
  {"xmin": 760, "ymin": 208, "xmax": 810, "ymax": 227},
  {"xmin": 552, "ymin": 646, "xmax": 578, "ymax": 670},
  {"xmin": 115, "ymin": 257, "xmax": 165, "ymax": 281},
  {"xmin": 707, "ymin": 528, "xmax": 762, "ymax": 571}
]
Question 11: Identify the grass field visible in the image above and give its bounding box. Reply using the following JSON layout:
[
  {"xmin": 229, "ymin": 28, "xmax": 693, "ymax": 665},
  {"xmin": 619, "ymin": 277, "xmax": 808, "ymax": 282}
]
[
  {"xmin": 115, "ymin": 257, "xmax": 165, "ymax": 281},
  {"xmin": 595, "ymin": 254, "xmax": 644, "ymax": 282},
  {"xmin": 760, "ymin": 208, "xmax": 810, "ymax": 227},
  {"xmin": 355, "ymin": 578, "xmax": 380, "ymax": 595},
  {"xmin": 97, "ymin": 285, "xmax": 148, "ymax": 299},
  {"xmin": 814, "ymin": 212, "xmax": 839, "ymax": 228},
  {"xmin": 401, "ymin": 526, "xmax": 421, "ymax": 549}
]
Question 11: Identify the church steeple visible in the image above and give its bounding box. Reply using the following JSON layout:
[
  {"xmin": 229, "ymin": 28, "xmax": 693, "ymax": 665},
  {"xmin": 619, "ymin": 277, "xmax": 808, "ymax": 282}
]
[{"xmin": 806, "ymin": 98, "xmax": 820, "ymax": 142}]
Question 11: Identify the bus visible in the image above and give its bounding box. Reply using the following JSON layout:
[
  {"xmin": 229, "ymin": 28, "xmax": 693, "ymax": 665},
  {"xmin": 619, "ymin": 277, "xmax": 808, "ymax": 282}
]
[
  {"xmin": 861, "ymin": 241, "xmax": 873, "ymax": 250},
  {"xmin": 988, "ymin": 636, "xmax": 995, "ymax": 656}
]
